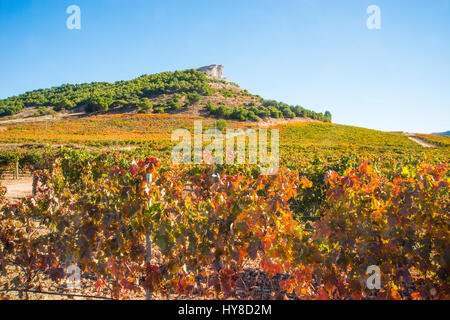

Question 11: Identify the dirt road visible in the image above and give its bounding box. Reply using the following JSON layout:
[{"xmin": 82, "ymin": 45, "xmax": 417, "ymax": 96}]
[
  {"xmin": 407, "ymin": 136, "xmax": 439, "ymax": 148},
  {"xmin": 2, "ymin": 177, "xmax": 33, "ymax": 201}
]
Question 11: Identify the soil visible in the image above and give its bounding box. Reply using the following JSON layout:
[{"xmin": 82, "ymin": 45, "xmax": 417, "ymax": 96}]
[
  {"xmin": 407, "ymin": 136, "xmax": 439, "ymax": 148},
  {"xmin": 1, "ymin": 177, "xmax": 33, "ymax": 201}
]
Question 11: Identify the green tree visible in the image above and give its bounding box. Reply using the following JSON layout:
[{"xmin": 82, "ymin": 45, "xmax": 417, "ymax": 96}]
[
  {"xmin": 283, "ymin": 108, "xmax": 295, "ymax": 119},
  {"xmin": 136, "ymin": 99, "xmax": 153, "ymax": 113},
  {"xmin": 215, "ymin": 119, "xmax": 228, "ymax": 132},
  {"xmin": 86, "ymin": 96, "xmax": 110, "ymax": 113},
  {"xmin": 187, "ymin": 92, "xmax": 202, "ymax": 104}
]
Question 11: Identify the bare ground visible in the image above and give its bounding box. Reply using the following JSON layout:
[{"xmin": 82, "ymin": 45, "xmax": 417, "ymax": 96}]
[
  {"xmin": 406, "ymin": 135, "xmax": 439, "ymax": 148},
  {"xmin": 1, "ymin": 177, "xmax": 33, "ymax": 201}
]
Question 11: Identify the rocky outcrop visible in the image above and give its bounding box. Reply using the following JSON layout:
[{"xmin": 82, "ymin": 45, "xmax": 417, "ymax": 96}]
[{"xmin": 197, "ymin": 65, "xmax": 224, "ymax": 80}]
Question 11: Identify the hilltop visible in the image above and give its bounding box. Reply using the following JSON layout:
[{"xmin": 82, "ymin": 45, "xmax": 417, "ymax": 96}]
[{"xmin": 0, "ymin": 68, "xmax": 331, "ymax": 123}]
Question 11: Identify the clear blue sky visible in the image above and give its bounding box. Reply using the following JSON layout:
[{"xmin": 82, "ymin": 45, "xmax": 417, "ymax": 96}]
[{"xmin": 0, "ymin": 0, "xmax": 449, "ymax": 133}]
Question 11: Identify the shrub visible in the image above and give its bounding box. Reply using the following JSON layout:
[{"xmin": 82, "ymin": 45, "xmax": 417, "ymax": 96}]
[
  {"xmin": 136, "ymin": 99, "xmax": 153, "ymax": 113},
  {"xmin": 283, "ymin": 108, "xmax": 296, "ymax": 119},
  {"xmin": 33, "ymin": 106, "xmax": 52, "ymax": 117},
  {"xmin": 187, "ymin": 92, "xmax": 202, "ymax": 104},
  {"xmin": 248, "ymin": 111, "xmax": 259, "ymax": 122},
  {"xmin": 215, "ymin": 119, "xmax": 227, "ymax": 132},
  {"xmin": 85, "ymin": 96, "xmax": 111, "ymax": 113},
  {"xmin": 54, "ymin": 99, "xmax": 75, "ymax": 111}
]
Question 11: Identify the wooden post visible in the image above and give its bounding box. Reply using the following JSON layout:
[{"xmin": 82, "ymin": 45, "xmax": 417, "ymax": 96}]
[
  {"xmin": 145, "ymin": 173, "xmax": 152, "ymax": 300},
  {"xmin": 32, "ymin": 173, "xmax": 38, "ymax": 196},
  {"xmin": 212, "ymin": 168, "xmax": 218, "ymax": 183},
  {"xmin": 15, "ymin": 159, "xmax": 19, "ymax": 180}
]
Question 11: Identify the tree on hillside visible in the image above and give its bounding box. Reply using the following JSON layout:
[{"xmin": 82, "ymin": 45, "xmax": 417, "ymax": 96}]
[
  {"xmin": 86, "ymin": 96, "xmax": 111, "ymax": 113},
  {"xmin": 136, "ymin": 99, "xmax": 153, "ymax": 113},
  {"xmin": 283, "ymin": 108, "xmax": 296, "ymax": 119},
  {"xmin": 54, "ymin": 98, "xmax": 75, "ymax": 111},
  {"xmin": 215, "ymin": 119, "xmax": 227, "ymax": 132},
  {"xmin": 187, "ymin": 92, "xmax": 202, "ymax": 104}
]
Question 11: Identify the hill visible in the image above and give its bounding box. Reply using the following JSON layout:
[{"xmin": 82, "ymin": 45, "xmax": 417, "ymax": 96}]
[
  {"xmin": 0, "ymin": 68, "xmax": 331, "ymax": 123},
  {"xmin": 432, "ymin": 131, "xmax": 450, "ymax": 136}
]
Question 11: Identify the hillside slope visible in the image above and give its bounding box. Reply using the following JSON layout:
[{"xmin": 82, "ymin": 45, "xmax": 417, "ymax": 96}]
[
  {"xmin": 0, "ymin": 69, "xmax": 331, "ymax": 123},
  {"xmin": 0, "ymin": 113, "xmax": 438, "ymax": 153}
]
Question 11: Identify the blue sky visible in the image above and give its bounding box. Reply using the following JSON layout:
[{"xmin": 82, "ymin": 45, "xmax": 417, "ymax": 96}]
[{"xmin": 0, "ymin": 0, "xmax": 449, "ymax": 133}]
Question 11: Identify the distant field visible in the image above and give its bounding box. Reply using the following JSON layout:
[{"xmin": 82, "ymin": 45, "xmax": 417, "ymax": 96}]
[
  {"xmin": 0, "ymin": 115, "xmax": 447, "ymax": 160},
  {"xmin": 278, "ymin": 122, "xmax": 419, "ymax": 149},
  {"xmin": 0, "ymin": 114, "xmax": 220, "ymax": 147},
  {"xmin": 417, "ymin": 133, "xmax": 450, "ymax": 148}
]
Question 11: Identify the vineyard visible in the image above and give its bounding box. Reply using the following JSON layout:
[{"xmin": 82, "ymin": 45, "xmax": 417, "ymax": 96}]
[
  {"xmin": 1, "ymin": 0, "xmax": 449, "ymax": 305},
  {"xmin": 1, "ymin": 115, "xmax": 449, "ymax": 163},
  {"xmin": 1, "ymin": 0, "xmax": 449, "ymax": 304},
  {"xmin": 0, "ymin": 128, "xmax": 449, "ymax": 299}
]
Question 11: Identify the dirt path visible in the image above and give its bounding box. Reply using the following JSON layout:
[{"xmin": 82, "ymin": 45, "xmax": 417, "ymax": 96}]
[
  {"xmin": 407, "ymin": 135, "xmax": 439, "ymax": 148},
  {"xmin": 2, "ymin": 177, "xmax": 33, "ymax": 201}
]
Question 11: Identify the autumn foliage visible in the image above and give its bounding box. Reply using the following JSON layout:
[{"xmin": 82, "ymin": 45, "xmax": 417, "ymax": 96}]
[{"xmin": 0, "ymin": 154, "xmax": 448, "ymax": 299}]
